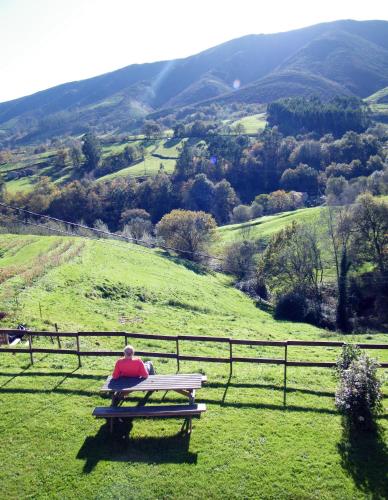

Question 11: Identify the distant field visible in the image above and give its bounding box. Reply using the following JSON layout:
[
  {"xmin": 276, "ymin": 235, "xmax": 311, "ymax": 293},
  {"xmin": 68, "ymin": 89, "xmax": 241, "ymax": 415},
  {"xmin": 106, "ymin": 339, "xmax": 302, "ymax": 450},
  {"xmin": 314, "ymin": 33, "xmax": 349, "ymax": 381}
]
[
  {"xmin": 0, "ymin": 232, "xmax": 387, "ymax": 499},
  {"xmin": 214, "ymin": 206, "xmax": 340, "ymax": 279},
  {"xmin": 97, "ymin": 138, "xmax": 183, "ymax": 181},
  {"xmin": 1, "ymin": 148, "xmax": 69, "ymax": 193},
  {"xmin": 215, "ymin": 206, "xmax": 323, "ymax": 248},
  {"xmin": 1, "ymin": 138, "xmax": 182, "ymax": 192},
  {"xmin": 229, "ymin": 113, "xmax": 267, "ymax": 134},
  {"xmin": 97, "ymin": 156, "xmax": 176, "ymax": 181}
]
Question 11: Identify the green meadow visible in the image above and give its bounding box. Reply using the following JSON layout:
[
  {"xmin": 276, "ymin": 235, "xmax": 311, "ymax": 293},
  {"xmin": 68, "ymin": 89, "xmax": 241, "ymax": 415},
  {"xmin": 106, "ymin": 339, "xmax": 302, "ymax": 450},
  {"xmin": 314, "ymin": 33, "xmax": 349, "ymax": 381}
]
[
  {"xmin": 215, "ymin": 206, "xmax": 324, "ymax": 250},
  {"xmin": 229, "ymin": 113, "xmax": 267, "ymax": 134}
]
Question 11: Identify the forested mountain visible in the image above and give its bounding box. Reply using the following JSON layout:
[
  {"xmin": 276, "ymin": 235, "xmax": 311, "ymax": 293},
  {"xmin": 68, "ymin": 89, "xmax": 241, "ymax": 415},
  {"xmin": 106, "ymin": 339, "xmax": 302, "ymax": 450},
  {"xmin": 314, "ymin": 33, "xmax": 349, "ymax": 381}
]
[{"xmin": 1, "ymin": 19, "xmax": 388, "ymax": 143}]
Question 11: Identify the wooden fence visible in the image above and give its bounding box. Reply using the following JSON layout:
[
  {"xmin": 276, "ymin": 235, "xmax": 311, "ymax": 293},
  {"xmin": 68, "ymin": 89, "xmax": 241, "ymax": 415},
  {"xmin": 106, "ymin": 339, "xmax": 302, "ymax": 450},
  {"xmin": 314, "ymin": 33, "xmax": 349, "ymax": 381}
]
[{"xmin": 1, "ymin": 329, "xmax": 387, "ymax": 404}]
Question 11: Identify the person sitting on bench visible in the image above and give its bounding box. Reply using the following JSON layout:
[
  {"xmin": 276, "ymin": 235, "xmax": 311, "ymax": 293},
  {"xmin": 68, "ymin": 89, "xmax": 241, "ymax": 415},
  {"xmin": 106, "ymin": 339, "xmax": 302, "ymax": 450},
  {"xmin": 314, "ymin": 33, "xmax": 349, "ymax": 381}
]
[{"xmin": 112, "ymin": 344, "xmax": 155, "ymax": 379}]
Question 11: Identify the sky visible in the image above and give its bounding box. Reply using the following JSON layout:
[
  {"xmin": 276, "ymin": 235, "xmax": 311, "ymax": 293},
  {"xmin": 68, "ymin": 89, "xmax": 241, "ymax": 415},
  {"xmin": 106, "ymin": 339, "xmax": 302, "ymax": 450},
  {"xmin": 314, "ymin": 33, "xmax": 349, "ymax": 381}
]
[{"xmin": 1, "ymin": 0, "xmax": 387, "ymax": 103}]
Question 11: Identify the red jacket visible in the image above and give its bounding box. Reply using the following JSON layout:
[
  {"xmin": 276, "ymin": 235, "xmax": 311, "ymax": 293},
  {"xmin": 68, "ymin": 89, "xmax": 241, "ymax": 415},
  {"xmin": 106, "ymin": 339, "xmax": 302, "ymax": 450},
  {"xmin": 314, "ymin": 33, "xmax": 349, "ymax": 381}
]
[{"xmin": 112, "ymin": 357, "xmax": 149, "ymax": 379}]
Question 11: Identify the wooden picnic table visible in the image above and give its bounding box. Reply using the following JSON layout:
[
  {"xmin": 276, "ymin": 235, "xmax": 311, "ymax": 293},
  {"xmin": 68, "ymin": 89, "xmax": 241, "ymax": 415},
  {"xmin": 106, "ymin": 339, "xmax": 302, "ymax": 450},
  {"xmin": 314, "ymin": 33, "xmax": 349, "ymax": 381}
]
[
  {"xmin": 97, "ymin": 373, "xmax": 207, "ymax": 434},
  {"xmin": 101, "ymin": 373, "xmax": 207, "ymax": 406}
]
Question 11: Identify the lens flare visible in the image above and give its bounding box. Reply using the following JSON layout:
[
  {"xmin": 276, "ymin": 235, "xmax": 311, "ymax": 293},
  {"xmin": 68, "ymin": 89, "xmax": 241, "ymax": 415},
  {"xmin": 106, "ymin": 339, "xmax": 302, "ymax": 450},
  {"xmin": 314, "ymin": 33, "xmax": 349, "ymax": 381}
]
[{"xmin": 233, "ymin": 79, "xmax": 241, "ymax": 90}]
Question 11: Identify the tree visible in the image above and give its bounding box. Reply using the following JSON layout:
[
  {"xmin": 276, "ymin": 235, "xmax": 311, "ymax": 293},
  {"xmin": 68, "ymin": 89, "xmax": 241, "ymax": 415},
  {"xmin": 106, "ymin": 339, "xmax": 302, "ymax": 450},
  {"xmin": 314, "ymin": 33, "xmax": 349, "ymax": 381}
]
[
  {"xmin": 82, "ymin": 133, "xmax": 101, "ymax": 172},
  {"xmin": 234, "ymin": 123, "xmax": 246, "ymax": 135},
  {"xmin": 267, "ymin": 190, "xmax": 291, "ymax": 213},
  {"xmin": 173, "ymin": 123, "xmax": 186, "ymax": 138},
  {"xmin": 122, "ymin": 218, "xmax": 153, "ymax": 244},
  {"xmin": 54, "ymin": 148, "xmax": 68, "ymax": 169},
  {"xmin": 325, "ymin": 205, "xmax": 354, "ymax": 332},
  {"xmin": 280, "ymin": 163, "xmax": 319, "ymax": 196},
  {"xmin": 351, "ymin": 193, "xmax": 388, "ymax": 275},
  {"xmin": 213, "ymin": 180, "xmax": 238, "ymax": 224},
  {"xmin": 70, "ymin": 146, "xmax": 82, "ymax": 168},
  {"xmin": 223, "ymin": 240, "xmax": 256, "ymax": 279},
  {"xmin": 120, "ymin": 208, "xmax": 150, "ymax": 229},
  {"xmin": 184, "ymin": 174, "xmax": 215, "ymax": 213},
  {"xmin": 325, "ymin": 176, "xmax": 349, "ymax": 205},
  {"xmin": 289, "ymin": 140, "xmax": 323, "ymax": 170},
  {"xmin": 250, "ymin": 202, "xmax": 264, "ymax": 219},
  {"xmin": 258, "ymin": 222, "xmax": 323, "ymax": 302},
  {"xmin": 231, "ymin": 205, "xmax": 251, "ymax": 223},
  {"xmin": 156, "ymin": 209, "xmax": 217, "ymax": 261},
  {"xmin": 0, "ymin": 177, "xmax": 5, "ymax": 201},
  {"xmin": 0, "ymin": 150, "xmax": 12, "ymax": 165},
  {"xmin": 143, "ymin": 121, "xmax": 162, "ymax": 139}
]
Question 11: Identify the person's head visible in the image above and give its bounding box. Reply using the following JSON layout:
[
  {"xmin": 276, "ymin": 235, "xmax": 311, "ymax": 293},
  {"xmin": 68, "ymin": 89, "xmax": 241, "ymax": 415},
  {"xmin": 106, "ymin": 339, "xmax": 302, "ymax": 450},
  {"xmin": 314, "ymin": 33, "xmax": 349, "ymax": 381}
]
[{"xmin": 123, "ymin": 345, "xmax": 134, "ymax": 358}]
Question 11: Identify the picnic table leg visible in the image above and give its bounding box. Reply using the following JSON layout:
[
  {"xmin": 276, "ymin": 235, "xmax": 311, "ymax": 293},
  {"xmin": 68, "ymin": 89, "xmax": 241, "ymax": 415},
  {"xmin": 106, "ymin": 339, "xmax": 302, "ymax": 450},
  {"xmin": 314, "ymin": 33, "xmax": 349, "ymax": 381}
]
[
  {"xmin": 189, "ymin": 389, "xmax": 196, "ymax": 404},
  {"xmin": 173, "ymin": 389, "xmax": 195, "ymax": 402},
  {"xmin": 181, "ymin": 418, "xmax": 188, "ymax": 434},
  {"xmin": 180, "ymin": 418, "xmax": 193, "ymax": 434},
  {"xmin": 138, "ymin": 391, "xmax": 154, "ymax": 406},
  {"xmin": 111, "ymin": 391, "xmax": 123, "ymax": 407}
]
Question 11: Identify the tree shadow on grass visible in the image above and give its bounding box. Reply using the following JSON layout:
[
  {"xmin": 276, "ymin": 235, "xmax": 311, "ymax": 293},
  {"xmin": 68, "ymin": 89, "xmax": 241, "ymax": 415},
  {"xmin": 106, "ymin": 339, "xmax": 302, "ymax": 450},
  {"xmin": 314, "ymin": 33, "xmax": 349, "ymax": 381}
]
[
  {"xmin": 0, "ymin": 371, "xmax": 104, "ymax": 380},
  {"xmin": 207, "ymin": 380, "xmax": 335, "ymax": 398},
  {"xmin": 77, "ymin": 421, "xmax": 197, "ymax": 473},
  {"xmin": 337, "ymin": 419, "xmax": 388, "ymax": 498}
]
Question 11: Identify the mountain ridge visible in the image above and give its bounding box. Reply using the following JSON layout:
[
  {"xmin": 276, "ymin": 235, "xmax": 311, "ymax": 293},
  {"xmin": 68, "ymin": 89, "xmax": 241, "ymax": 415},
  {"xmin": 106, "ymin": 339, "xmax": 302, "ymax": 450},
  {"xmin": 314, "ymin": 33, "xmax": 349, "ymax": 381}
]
[{"xmin": 1, "ymin": 19, "xmax": 388, "ymax": 144}]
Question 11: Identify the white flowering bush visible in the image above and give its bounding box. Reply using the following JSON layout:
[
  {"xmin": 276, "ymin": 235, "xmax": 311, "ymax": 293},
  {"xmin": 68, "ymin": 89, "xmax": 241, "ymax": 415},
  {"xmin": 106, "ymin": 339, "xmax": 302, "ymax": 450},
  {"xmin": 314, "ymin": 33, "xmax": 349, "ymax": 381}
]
[
  {"xmin": 335, "ymin": 352, "xmax": 383, "ymax": 427},
  {"xmin": 335, "ymin": 343, "xmax": 361, "ymax": 378}
]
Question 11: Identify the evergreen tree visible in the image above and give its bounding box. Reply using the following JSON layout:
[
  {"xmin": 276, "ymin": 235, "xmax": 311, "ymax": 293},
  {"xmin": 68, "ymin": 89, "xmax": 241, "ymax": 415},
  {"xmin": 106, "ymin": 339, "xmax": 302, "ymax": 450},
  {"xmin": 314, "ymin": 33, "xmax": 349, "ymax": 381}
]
[{"xmin": 82, "ymin": 133, "xmax": 101, "ymax": 172}]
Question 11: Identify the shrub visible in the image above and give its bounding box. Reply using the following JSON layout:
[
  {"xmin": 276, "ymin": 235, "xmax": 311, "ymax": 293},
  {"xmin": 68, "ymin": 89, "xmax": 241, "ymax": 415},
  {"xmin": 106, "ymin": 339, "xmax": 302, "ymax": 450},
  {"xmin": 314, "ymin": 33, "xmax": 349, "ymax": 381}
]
[
  {"xmin": 274, "ymin": 290, "xmax": 308, "ymax": 321},
  {"xmin": 250, "ymin": 202, "xmax": 264, "ymax": 219},
  {"xmin": 232, "ymin": 204, "xmax": 252, "ymax": 223},
  {"xmin": 156, "ymin": 209, "xmax": 217, "ymax": 261},
  {"xmin": 335, "ymin": 343, "xmax": 361, "ymax": 378},
  {"xmin": 335, "ymin": 352, "xmax": 382, "ymax": 427},
  {"xmin": 222, "ymin": 240, "xmax": 256, "ymax": 279}
]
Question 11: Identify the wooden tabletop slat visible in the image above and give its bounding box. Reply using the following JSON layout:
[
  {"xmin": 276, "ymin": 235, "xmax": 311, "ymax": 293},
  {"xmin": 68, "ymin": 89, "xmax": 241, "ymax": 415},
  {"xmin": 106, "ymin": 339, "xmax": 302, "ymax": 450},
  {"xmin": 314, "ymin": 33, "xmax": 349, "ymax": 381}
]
[{"xmin": 101, "ymin": 374, "xmax": 205, "ymax": 392}]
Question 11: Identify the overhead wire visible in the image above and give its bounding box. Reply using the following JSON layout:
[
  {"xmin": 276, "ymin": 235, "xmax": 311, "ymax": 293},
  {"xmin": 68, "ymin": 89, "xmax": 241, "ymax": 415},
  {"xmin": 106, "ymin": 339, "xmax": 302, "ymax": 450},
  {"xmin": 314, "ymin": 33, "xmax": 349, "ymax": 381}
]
[
  {"xmin": 0, "ymin": 212, "xmax": 237, "ymax": 293},
  {"xmin": 0, "ymin": 201, "xmax": 224, "ymax": 262}
]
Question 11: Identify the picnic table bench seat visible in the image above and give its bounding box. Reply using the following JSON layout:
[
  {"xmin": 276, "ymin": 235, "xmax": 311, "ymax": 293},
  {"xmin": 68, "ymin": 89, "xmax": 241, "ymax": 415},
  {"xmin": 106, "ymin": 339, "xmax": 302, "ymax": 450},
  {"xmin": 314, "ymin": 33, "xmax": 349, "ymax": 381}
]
[{"xmin": 93, "ymin": 403, "xmax": 207, "ymax": 434}]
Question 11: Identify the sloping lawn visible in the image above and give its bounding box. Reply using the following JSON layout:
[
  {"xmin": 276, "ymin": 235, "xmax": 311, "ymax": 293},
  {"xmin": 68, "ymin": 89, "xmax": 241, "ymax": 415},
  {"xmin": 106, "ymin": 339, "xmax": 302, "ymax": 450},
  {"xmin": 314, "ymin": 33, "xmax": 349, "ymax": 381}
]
[{"xmin": 0, "ymin": 354, "xmax": 387, "ymax": 499}]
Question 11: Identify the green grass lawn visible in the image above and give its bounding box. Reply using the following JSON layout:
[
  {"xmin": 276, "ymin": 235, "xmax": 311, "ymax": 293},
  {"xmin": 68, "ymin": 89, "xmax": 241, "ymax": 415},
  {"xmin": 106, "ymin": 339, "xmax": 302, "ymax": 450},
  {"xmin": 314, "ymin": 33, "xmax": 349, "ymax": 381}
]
[{"xmin": 0, "ymin": 233, "xmax": 387, "ymax": 499}]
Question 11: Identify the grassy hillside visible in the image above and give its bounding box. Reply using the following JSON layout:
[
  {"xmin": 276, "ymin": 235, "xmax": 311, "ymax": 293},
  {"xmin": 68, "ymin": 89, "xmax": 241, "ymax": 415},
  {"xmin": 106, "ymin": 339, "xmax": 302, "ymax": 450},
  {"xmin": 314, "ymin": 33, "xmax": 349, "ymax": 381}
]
[
  {"xmin": 1, "ymin": 137, "xmax": 182, "ymax": 193},
  {"xmin": 0, "ymin": 231, "xmax": 387, "ymax": 499},
  {"xmin": 0, "ymin": 233, "xmax": 324, "ymax": 339},
  {"xmin": 215, "ymin": 206, "xmax": 323, "ymax": 248}
]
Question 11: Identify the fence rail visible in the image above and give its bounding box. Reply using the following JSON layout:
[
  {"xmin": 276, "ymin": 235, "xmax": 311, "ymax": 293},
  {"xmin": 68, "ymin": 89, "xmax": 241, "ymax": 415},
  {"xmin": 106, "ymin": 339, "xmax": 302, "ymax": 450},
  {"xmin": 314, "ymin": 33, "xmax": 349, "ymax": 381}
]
[
  {"xmin": 1, "ymin": 329, "xmax": 387, "ymax": 404},
  {"xmin": 1, "ymin": 329, "xmax": 388, "ymax": 364}
]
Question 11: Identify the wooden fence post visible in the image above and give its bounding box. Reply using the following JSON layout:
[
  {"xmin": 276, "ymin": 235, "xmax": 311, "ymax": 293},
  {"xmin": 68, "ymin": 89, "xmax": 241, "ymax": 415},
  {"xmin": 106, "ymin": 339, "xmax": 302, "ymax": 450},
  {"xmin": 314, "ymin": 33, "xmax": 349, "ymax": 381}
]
[
  {"xmin": 28, "ymin": 334, "xmax": 34, "ymax": 365},
  {"xmin": 283, "ymin": 342, "xmax": 288, "ymax": 406},
  {"xmin": 76, "ymin": 333, "xmax": 82, "ymax": 368},
  {"xmin": 176, "ymin": 337, "xmax": 180, "ymax": 372},
  {"xmin": 55, "ymin": 323, "xmax": 61, "ymax": 349},
  {"xmin": 229, "ymin": 339, "xmax": 233, "ymax": 378}
]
